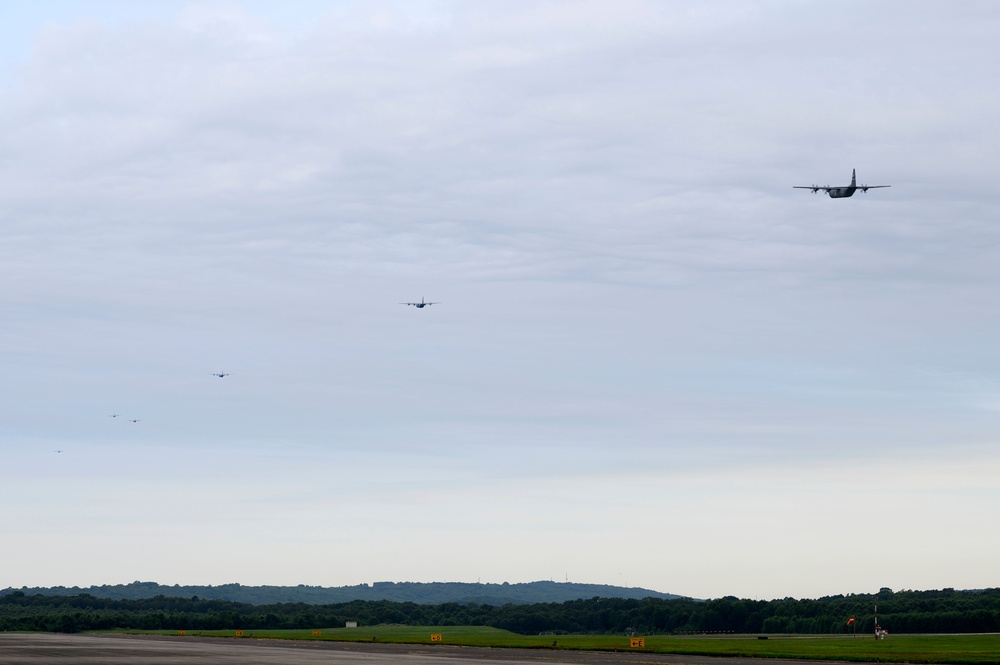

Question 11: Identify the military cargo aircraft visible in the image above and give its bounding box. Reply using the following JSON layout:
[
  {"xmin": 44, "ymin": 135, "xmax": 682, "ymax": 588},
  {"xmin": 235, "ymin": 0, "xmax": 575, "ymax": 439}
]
[
  {"xmin": 400, "ymin": 297, "xmax": 439, "ymax": 308},
  {"xmin": 794, "ymin": 169, "xmax": 890, "ymax": 198}
]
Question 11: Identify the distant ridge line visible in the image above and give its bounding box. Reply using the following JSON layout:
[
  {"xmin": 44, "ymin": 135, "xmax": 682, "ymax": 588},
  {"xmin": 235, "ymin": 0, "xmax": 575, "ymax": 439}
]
[{"xmin": 1, "ymin": 580, "xmax": 684, "ymax": 606}]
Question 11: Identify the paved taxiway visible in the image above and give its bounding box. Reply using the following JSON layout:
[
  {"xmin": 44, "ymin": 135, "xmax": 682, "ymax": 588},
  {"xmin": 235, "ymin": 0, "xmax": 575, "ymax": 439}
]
[{"xmin": 1, "ymin": 633, "xmax": 860, "ymax": 665}]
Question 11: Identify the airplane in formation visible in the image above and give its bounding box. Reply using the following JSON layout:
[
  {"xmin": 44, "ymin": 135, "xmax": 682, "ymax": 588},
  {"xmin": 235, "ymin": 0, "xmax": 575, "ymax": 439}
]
[
  {"xmin": 400, "ymin": 297, "xmax": 440, "ymax": 309},
  {"xmin": 108, "ymin": 372, "xmax": 230, "ymax": 424},
  {"xmin": 794, "ymin": 169, "xmax": 890, "ymax": 198}
]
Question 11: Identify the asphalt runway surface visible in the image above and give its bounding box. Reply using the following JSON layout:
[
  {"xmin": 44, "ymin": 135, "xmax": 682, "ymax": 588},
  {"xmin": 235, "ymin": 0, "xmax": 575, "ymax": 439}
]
[{"xmin": 0, "ymin": 633, "xmax": 860, "ymax": 665}]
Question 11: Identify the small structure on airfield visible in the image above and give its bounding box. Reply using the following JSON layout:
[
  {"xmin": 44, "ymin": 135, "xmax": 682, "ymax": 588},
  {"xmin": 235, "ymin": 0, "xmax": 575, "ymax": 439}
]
[{"xmin": 874, "ymin": 597, "xmax": 887, "ymax": 639}]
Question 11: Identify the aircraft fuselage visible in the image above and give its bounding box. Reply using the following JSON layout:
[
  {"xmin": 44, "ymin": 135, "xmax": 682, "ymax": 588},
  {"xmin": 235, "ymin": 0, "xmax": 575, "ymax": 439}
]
[{"xmin": 827, "ymin": 187, "xmax": 856, "ymax": 198}]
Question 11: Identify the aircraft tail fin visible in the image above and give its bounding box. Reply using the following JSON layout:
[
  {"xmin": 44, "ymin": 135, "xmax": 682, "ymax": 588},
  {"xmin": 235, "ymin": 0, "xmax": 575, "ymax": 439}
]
[{"xmin": 851, "ymin": 169, "xmax": 856, "ymax": 186}]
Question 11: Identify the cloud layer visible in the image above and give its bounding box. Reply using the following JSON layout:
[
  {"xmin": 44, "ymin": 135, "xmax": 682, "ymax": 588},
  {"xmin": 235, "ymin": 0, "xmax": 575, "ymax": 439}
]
[{"xmin": 2, "ymin": 1, "xmax": 999, "ymax": 600}]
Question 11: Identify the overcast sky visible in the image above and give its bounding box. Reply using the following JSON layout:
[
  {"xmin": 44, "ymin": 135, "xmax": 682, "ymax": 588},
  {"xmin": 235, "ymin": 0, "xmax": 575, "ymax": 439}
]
[{"xmin": 2, "ymin": 1, "xmax": 999, "ymax": 601}]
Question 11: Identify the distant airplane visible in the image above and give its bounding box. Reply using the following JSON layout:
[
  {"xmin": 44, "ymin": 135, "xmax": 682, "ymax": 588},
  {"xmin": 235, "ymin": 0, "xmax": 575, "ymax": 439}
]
[
  {"xmin": 400, "ymin": 297, "xmax": 440, "ymax": 309},
  {"xmin": 128, "ymin": 419, "xmax": 140, "ymax": 423},
  {"xmin": 109, "ymin": 414, "xmax": 120, "ymax": 418},
  {"xmin": 54, "ymin": 450, "xmax": 63, "ymax": 453},
  {"xmin": 794, "ymin": 169, "xmax": 890, "ymax": 198},
  {"xmin": 211, "ymin": 372, "xmax": 230, "ymax": 378}
]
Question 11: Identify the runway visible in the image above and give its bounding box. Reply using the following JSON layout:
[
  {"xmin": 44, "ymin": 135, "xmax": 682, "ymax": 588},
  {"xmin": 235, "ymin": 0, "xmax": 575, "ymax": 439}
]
[{"xmin": 0, "ymin": 633, "xmax": 856, "ymax": 665}]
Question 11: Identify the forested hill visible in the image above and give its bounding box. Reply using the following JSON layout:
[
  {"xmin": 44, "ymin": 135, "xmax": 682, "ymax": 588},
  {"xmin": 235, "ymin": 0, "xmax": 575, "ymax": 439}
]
[{"xmin": 0, "ymin": 581, "xmax": 682, "ymax": 606}]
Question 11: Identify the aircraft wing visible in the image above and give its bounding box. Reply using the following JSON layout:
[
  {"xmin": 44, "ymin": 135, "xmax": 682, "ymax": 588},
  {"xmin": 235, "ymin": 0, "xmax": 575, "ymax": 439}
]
[{"xmin": 793, "ymin": 185, "xmax": 830, "ymax": 192}]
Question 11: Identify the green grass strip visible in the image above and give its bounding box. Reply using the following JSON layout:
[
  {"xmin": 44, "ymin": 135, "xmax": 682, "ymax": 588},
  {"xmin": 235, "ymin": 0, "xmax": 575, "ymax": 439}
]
[{"xmin": 121, "ymin": 626, "xmax": 1000, "ymax": 664}]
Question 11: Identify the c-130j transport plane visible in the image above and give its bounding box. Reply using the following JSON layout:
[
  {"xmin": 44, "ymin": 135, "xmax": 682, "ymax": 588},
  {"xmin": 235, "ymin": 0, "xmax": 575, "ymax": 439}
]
[
  {"xmin": 400, "ymin": 297, "xmax": 440, "ymax": 308},
  {"xmin": 794, "ymin": 169, "xmax": 890, "ymax": 198}
]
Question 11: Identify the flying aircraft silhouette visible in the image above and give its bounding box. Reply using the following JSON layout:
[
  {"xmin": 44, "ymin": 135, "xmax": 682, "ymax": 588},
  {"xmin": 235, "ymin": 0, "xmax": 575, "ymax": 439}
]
[
  {"xmin": 211, "ymin": 372, "xmax": 230, "ymax": 378},
  {"xmin": 400, "ymin": 297, "xmax": 440, "ymax": 309},
  {"xmin": 794, "ymin": 169, "xmax": 890, "ymax": 198},
  {"xmin": 128, "ymin": 419, "xmax": 141, "ymax": 423}
]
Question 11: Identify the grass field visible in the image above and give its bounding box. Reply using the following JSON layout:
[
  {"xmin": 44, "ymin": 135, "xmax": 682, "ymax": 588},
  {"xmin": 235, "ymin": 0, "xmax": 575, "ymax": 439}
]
[{"xmin": 128, "ymin": 625, "xmax": 1000, "ymax": 664}]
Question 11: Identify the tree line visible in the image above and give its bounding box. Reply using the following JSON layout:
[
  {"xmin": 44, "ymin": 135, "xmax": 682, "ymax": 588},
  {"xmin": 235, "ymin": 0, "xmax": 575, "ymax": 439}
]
[{"xmin": 2, "ymin": 587, "xmax": 998, "ymax": 635}]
